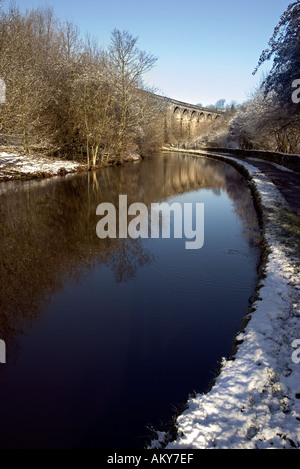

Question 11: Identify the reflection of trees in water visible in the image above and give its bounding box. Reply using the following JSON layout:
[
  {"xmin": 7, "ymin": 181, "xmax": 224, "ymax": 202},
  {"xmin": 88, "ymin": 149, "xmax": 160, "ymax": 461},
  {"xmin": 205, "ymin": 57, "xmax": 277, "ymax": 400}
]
[
  {"xmin": 0, "ymin": 174, "xmax": 152, "ymax": 351},
  {"xmin": 105, "ymin": 238, "xmax": 153, "ymax": 283},
  {"xmin": 0, "ymin": 152, "xmax": 260, "ymax": 352},
  {"xmin": 224, "ymin": 171, "xmax": 262, "ymax": 247},
  {"xmin": 157, "ymin": 153, "xmax": 261, "ymax": 247}
]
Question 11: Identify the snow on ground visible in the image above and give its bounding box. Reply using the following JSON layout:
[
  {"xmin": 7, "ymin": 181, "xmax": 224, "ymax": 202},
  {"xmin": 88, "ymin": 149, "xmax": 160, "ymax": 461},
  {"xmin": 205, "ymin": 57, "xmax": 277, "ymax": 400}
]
[
  {"xmin": 0, "ymin": 151, "xmax": 81, "ymax": 181},
  {"xmin": 1, "ymin": 147, "xmax": 299, "ymax": 449},
  {"xmin": 151, "ymin": 149, "xmax": 300, "ymax": 450},
  {"xmin": 246, "ymin": 157, "xmax": 295, "ymax": 173}
]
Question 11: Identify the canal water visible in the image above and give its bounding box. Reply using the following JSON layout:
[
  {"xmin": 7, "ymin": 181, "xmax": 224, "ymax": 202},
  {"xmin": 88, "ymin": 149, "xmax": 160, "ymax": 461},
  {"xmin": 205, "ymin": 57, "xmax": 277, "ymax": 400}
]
[{"xmin": 0, "ymin": 152, "xmax": 261, "ymax": 449}]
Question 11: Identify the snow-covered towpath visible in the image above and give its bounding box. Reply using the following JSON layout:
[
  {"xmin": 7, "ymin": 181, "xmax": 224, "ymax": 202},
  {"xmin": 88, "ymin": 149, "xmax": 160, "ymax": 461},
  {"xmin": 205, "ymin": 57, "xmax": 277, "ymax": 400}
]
[{"xmin": 152, "ymin": 149, "xmax": 300, "ymax": 450}]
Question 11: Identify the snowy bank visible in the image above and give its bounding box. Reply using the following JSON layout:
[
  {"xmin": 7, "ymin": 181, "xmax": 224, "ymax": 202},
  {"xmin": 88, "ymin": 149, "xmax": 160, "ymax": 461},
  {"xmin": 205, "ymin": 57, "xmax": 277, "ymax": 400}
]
[
  {"xmin": 0, "ymin": 149, "xmax": 142, "ymax": 182},
  {"xmin": 0, "ymin": 150, "xmax": 82, "ymax": 181},
  {"xmin": 152, "ymin": 149, "xmax": 300, "ymax": 450}
]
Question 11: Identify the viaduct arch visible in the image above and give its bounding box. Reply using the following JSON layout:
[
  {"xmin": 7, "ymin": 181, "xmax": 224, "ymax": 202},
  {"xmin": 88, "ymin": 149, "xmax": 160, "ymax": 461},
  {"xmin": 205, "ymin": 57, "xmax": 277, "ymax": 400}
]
[{"xmin": 151, "ymin": 93, "xmax": 224, "ymax": 140}]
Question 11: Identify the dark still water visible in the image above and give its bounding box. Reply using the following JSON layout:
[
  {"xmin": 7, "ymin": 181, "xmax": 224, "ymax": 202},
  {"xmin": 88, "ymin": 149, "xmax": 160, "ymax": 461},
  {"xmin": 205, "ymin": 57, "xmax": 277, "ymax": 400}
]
[{"xmin": 0, "ymin": 152, "xmax": 261, "ymax": 449}]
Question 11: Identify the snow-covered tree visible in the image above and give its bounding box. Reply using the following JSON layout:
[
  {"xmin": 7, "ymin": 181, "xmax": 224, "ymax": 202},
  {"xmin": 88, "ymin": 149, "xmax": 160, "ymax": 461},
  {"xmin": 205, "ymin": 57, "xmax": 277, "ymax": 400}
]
[
  {"xmin": 253, "ymin": 1, "xmax": 300, "ymax": 111},
  {"xmin": 225, "ymin": 1, "xmax": 300, "ymax": 153}
]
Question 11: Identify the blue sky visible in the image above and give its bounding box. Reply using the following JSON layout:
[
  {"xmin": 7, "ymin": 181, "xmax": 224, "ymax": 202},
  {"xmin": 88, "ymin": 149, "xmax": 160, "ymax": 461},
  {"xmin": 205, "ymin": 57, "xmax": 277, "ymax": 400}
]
[{"xmin": 9, "ymin": 0, "xmax": 291, "ymax": 106}]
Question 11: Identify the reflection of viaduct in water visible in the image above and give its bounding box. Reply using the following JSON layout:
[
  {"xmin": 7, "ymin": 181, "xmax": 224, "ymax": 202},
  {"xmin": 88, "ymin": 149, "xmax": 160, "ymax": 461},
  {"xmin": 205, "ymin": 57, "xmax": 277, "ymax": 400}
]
[
  {"xmin": 154, "ymin": 153, "xmax": 227, "ymax": 198},
  {"xmin": 151, "ymin": 93, "xmax": 224, "ymax": 139},
  {"xmin": 0, "ymin": 153, "xmax": 260, "ymax": 352},
  {"xmin": 117, "ymin": 152, "xmax": 229, "ymax": 205}
]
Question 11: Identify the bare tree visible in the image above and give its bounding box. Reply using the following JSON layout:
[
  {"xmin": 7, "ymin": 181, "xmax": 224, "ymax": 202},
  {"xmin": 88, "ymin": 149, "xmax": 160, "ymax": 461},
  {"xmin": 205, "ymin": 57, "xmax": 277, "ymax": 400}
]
[
  {"xmin": 104, "ymin": 29, "xmax": 158, "ymax": 162},
  {"xmin": 215, "ymin": 99, "xmax": 226, "ymax": 109},
  {"xmin": 0, "ymin": 8, "xmax": 163, "ymax": 162},
  {"xmin": 0, "ymin": 7, "xmax": 52, "ymax": 151},
  {"xmin": 226, "ymin": 88, "xmax": 300, "ymax": 153},
  {"xmin": 70, "ymin": 56, "xmax": 117, "ymax": 167}
]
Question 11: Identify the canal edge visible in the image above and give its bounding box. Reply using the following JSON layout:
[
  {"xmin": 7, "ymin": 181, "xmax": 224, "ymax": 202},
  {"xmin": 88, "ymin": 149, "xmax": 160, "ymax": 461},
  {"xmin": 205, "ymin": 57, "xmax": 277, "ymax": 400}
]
[{"xmin": 149, "ymin": 147, "xmax": 300, "ymax": 449}]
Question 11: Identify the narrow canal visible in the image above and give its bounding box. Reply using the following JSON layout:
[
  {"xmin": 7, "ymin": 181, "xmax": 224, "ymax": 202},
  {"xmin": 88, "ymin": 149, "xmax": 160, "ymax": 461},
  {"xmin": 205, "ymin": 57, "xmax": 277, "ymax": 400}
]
[{"xmin": 0, "ymin": 151, "xmax": 261, "ymax": 448}]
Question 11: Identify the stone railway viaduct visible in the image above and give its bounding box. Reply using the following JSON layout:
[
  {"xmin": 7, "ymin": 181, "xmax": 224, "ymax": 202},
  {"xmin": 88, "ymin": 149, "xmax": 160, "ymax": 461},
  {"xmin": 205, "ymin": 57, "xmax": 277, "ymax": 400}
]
[{"xmin": 151, "ymin": 93, "xmax": 224, "ymax": 139}]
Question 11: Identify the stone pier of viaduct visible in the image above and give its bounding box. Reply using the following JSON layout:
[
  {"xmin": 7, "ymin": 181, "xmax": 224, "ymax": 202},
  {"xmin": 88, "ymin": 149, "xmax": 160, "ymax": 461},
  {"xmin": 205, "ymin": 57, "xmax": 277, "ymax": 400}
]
[{"xmin": 151, "ymin": 93, "xmax": 224, "ymax": 140}]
